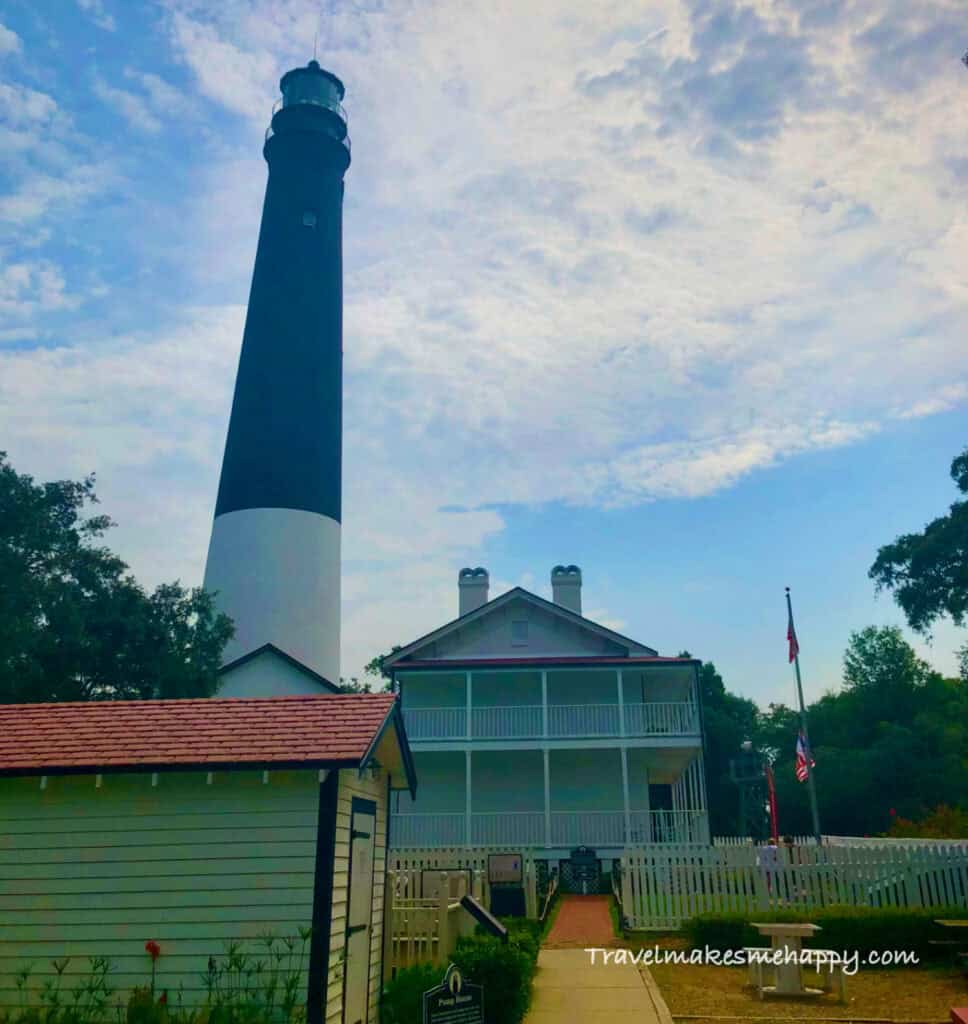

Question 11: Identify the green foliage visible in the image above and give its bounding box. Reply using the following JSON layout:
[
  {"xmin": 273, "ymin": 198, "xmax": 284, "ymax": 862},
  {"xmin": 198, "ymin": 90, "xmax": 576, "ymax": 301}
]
[
  {"xmin": 378, "ymin": 964, "xmax": 439, "ymax": 1024},
  {"xmin": 887, "ymin": 803, "xmax": 968, "ymax": 838},
  {"xmin": 684, "ymin": 906, "xmax": 968, "ymax": 962},
  {"xmin": 869, "ymin": 446, "xmax": 968, "ymax": 635},
  {"xmin": 5, "ymin": 932, "xmax": 310, "ymax": 1024},
  {"xmin": 125, "ymin": 988, "xmax": 165, "ymax": 1024},
  {"xmin": 2, "ymin": 957, "xmax": 113, "ymax": 1024},
  {"xmin": 381, "ymin": 924, "xmax": 541, "ymax": 1024},
  {"xmin": 0, "ymin": 453, "xmax": 234, "ymax": 703},
  {"xmin": 452, "ymin": 932, "xmax": 537, "ymax": 1024}
]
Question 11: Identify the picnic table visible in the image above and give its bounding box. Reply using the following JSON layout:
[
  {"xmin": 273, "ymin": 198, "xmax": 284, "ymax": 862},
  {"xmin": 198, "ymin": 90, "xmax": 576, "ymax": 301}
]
[{"xmin": 749, "ymin": 922, "xmax": 824, "ymax": 998}]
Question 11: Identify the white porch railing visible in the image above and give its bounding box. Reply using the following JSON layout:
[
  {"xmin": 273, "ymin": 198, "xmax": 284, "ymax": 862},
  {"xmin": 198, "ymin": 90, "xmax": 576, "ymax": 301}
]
[
  {"xmin": 403, "ymin": 701, "xmax": 699, "ymax": 741},
  {"xmin": 471, "ymin": 811, "xmax": 546, "ymax": 845},
  {"xmin": 472, "ymin": 704, "xmax": 543, "ymax": 738},
  {"xmin": 392, "ymin": 812, "xmax": 465, "ymax": 847},
  {"xmin": 391, "ymin": 809, "xmax": 708, "ymax": 848}
]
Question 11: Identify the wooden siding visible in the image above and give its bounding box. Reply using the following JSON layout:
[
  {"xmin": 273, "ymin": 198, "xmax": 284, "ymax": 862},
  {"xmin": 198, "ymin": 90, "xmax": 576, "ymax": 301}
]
[
  {"xmin": 0, "ymin": 771, "xmax": 319, "ymax": 1009},
  {"xmin": 324, "ymin": 769, "xmax": 388, "ymax": 1024}
]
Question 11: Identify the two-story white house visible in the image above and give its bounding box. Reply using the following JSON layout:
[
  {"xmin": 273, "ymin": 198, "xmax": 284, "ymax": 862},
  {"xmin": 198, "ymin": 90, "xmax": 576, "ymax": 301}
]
[{"xmin": 385, "ymin": 566, "xmax": 710, "ymax": 874}]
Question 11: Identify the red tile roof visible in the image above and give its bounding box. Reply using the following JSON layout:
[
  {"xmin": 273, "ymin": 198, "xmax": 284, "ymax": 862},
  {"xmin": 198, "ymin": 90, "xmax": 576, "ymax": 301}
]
[{"xmin": 0, "ymin": 693, "xmax": 399, "ymax": 775}]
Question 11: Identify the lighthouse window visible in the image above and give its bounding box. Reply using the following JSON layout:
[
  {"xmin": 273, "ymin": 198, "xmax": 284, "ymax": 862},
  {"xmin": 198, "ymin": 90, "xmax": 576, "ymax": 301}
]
[{"xmin": 302, "ymin": 211, "xmax": 317, "ymax": 228}]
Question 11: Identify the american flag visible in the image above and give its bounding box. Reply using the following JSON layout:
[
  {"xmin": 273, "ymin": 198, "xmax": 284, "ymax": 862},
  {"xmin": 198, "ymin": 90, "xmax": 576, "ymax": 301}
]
[{"xmin": 795, "ymin": 730, "xmax": 815, "ymax": 782}]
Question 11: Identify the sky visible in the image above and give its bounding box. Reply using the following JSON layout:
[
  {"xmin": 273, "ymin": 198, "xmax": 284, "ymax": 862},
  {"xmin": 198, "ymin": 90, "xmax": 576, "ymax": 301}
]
[{"xmin": 0, "ymin": 0, "xmax": 965, "ymax": 705}]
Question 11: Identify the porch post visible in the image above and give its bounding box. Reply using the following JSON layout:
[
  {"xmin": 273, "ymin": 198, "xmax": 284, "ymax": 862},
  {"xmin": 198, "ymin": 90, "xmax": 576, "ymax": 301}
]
[
  {"xmin": 543, "ymin": 748, "xmax": 551, "ymax": 849},
  {"xmin": 620, "ymin": 746, "xmax": 631, "ymax": 847},
  {"xmin": 465, "ymin": 671, "xmax": 472, "ymax": 740},
  {"xmin": 696, "ymin": 751, "xmax": 711, "ymax": 844},
  {"xmin": 616, "ymin": 669, "xmax": 625, "ymax": 737},
  {"xmin": 541, "ymin": 669, "xmax": 548, "ymax": 738},
  {"xmin": 465, "ymin": 750, "xmax": 472, "ymax": 847}
]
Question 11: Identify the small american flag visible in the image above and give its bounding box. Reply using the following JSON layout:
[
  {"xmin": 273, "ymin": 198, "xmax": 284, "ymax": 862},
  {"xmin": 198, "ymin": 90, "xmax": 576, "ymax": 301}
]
[{"xmin": 795, "ymin": 730, "xmax": 815, "ymax": 782}]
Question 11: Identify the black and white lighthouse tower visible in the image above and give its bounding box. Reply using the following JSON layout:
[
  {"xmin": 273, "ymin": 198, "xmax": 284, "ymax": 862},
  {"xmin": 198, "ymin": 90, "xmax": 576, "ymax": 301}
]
[{"xmin": 204, "ymin": 61, "xmax": 350, "ymax": 690}]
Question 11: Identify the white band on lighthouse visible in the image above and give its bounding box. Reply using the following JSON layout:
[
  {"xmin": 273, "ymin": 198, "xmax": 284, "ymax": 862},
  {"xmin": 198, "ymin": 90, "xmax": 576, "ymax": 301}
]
[{"xmin": 204, "ymin": 507, "xmax": 341, "ymax": 687}]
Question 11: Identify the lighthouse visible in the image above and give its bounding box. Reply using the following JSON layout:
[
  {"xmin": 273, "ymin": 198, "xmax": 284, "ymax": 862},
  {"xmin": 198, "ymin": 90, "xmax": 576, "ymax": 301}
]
[{"xmin": 203, "ymin": 61, "xmax": 350, "ymax": 692}]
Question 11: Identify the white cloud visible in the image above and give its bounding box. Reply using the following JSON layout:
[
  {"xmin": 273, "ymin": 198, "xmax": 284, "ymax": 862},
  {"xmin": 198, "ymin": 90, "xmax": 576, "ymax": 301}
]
[
  {"xmin": 0, "ymin": 20, "xmax": 21, "ymax": 55},
  {"xmin": 0, "ymin": 258, "xmax": 77, "ymax": 320},
  {"xmin": 92, "ymin": 77, "xmax": 163, "ymax": 134},
  {"xmin": 3, "ymin": 0, "xmax": 967, "ymax": 679},
  {"xmin": 76, "ymin": 0, "xmax": 116, "ymax": 32}
]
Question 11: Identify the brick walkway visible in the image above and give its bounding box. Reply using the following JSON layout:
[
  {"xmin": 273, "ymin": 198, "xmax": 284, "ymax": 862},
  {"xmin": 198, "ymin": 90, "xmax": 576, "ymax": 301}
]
[{"xmin": 544, "ymin": 895, "xmax": 615, "ymax": 948}]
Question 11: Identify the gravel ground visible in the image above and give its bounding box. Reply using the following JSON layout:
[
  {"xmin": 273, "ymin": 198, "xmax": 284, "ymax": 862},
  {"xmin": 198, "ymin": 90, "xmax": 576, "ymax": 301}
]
[{"xmin": 647, "ymin": 960, "xmax": 966, "ymax": 1023}]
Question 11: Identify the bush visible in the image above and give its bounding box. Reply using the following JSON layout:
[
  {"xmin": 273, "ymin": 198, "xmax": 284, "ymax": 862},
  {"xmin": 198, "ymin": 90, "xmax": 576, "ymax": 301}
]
[
  {"xmin": 453, "ymin": 932, "xmax": 537, "ymax": 1024},
  {"xmin": 684, "ymin": 905, "xmax": 968, "ymax": 962},
  {"xmin": 379, "ymin": 963, "xmax": 440, "ymax": 1024}
]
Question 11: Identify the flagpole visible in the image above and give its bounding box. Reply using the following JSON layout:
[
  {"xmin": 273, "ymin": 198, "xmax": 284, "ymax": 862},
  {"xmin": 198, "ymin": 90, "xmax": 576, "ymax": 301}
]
[{"xmin": 786, "ymin": 586, "xmax": 822, "ymax": 846}]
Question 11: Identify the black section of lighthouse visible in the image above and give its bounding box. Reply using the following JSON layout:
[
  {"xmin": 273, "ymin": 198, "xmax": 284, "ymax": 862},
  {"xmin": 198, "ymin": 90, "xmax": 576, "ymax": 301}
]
[{"xmin": 203, "ymin": 61, "xmax": 350, "ymax": 688}]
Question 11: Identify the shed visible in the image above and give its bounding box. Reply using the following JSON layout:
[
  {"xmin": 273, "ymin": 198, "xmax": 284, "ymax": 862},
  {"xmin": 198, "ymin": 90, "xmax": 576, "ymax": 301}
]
[{"xmin": 0, "ymin": 693, "xmax": 416, "ymax": 1024}]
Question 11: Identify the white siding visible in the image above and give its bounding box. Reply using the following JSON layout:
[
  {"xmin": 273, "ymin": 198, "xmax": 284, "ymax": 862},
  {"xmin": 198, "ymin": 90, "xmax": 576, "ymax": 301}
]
[
  {"xmin": 325, "ymin": 769, "xmax": 388, "ymax": 1024},
  {"xmin": 0, "ymin": 771, "xmax": 319, "ymax": 1008},
  {"xmin": 217, "ymin": 648, "xmax": 333, "ymax": 697},
  {"xmin": 431, "ymin": 600, "xmax": 627, "ymax": 660}
]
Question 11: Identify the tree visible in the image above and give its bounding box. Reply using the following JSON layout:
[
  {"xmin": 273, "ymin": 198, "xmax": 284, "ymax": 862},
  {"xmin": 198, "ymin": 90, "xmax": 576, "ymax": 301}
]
[
  {"xmin": 869, "ymin": 447, "xmax": 968, "ymax": 634},
  {"xmin": 0, "ymin": 453, "xmax": 233, "ymax": 703},
  {"xmin": 684, "ymin": 655, "xmax": 761, "ymax": 835},
  {"xmin": 761, "ymin": 627, "xmax": 968, "ymax": 836}
]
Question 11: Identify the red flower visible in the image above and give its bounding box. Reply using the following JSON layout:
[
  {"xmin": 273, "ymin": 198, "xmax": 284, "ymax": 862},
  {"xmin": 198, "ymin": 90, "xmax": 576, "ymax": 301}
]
[
  {"xmin": 889, "ymin": 807, "xmax": 897, "ymax": 817},
  {"xmin": 145, "ymin": 941, "xmax": 161, "ymax": 961},
  {"xmin": 158, "ymin": 992, "xmax": 168, "ymax": 1005}
]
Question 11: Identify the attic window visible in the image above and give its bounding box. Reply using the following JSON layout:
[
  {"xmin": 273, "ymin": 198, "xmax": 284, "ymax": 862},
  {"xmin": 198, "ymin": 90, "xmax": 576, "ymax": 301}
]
[{"xmin": 511, "ymin": 620, "xmax": 528, "ymax": 646}]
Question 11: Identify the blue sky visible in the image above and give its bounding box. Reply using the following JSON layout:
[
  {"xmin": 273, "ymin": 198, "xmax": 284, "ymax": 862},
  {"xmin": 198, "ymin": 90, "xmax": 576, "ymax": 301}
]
[{"xmin": 1, "ymin": 0, "xmax": 965, "ymax": 701}]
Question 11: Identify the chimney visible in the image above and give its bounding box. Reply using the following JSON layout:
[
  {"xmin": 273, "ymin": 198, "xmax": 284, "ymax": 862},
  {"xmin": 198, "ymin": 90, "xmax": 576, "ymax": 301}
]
[
  {"xmin": 551, "ymin": 565, "xmax": 582, "ymax": 614},
  {"xmin": 458, "ymin": 567, "xmax": 489, "ymax": 616}
]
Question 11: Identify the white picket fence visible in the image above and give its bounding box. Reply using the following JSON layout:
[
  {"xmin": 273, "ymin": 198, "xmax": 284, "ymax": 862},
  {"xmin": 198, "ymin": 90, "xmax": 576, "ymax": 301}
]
[
  {"xmin": 618, "ymin": 840, "xmax": 968, "ymax": 930},
  {"xmin": 387, "ymin": 846, "xmax": 539, "ymax": 918},
  {"xmin": 382, "ymin": 869, "xmax": 480, "ymax": 983}
]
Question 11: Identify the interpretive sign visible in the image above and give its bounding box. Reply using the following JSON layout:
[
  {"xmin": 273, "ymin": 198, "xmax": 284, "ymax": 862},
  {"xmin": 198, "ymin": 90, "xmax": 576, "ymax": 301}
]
[
  {"xmin": 423, "ymin": 963, "xmax": 484, "ymax": 1024},
  {"xmin": 487, "ymin": 852, "xmax": 522, "ymax": 883}
]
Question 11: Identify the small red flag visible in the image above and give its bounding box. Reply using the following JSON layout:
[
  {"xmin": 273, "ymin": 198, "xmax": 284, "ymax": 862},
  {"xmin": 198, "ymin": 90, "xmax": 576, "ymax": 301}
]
[{"xmin": 787, "ymin": 607, "xmax": 799, "ymax": 663}]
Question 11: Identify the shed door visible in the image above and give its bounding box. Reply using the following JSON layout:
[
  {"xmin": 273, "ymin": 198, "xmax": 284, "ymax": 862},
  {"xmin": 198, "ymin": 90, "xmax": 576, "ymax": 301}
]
[{"xmin": 343, "ymin": 797, "xmax": 376, "ymax": 1024}]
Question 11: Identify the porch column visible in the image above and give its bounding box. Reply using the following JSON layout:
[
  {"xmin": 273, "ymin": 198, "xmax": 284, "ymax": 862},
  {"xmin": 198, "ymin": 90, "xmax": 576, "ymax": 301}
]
[
  {"xmin": 465, "ymin": 671, "xmax": 472, "ymax": 740},
  {"xmin": 541, "ymin": 670, "xmax": 548, "ymax": 738},
  {"xmin": 465, "ymin": 750, "xmax": 472, "ymax": 847},
  {"xmin": 616, "ymin": 669, "xmax": 625, "ymax": 737},
  {"xmin": 696, "ymin": 752, "xmax": 711, "ymax": 844},
  {"xmin": 620, "ymin": 746, "xmax": 631, "ymax": 847},
  {"xmin": 543, "ymin": 748, "xmax": 551, "ymax": 848}
]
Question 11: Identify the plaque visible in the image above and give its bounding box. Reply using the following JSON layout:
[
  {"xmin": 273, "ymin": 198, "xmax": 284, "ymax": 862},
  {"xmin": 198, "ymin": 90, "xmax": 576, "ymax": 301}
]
[
  {"xmin": 487, "ymin": 853, "xmax": 522, "ymax": 884},
  {"xmin": 423, "ymin": 963, "xmax": 484, "ymax": 1024}
]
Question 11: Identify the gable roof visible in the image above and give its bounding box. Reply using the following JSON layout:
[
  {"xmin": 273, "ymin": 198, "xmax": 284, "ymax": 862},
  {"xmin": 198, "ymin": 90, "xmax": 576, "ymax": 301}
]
[
  {"xmin": 384, "ymin": 586, "xmax": 658, "ymax": 668},
  {"xmin": 0, "ymin": 694, "xmax": 416, "ymax": 795},
  {"xmin": 219, "ymin": 642, "xmax": 339, "ymax": 692}
]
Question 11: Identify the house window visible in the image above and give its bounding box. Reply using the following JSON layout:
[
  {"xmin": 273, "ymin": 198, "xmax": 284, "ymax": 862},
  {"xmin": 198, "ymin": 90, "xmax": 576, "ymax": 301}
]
[
  {"xmin": 302, "ymin": 210, "xmax": 317, "ymax": 228},
  {"xmin": 511, "ymin": 620, "xmax": 528, "ymax": 646}
]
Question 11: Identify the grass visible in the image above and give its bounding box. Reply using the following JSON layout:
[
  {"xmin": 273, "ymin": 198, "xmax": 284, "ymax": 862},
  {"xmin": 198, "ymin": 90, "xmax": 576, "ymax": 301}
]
[{"xmin": 647, "ymin": 959, "xmax": 966, "ymax": 1023}]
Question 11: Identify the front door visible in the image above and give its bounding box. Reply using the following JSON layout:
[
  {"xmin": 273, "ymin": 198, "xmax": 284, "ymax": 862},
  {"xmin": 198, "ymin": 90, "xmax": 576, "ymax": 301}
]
[{"xmin": 343, "ymin": 798, "xmax": 376, "ymax": 1024}]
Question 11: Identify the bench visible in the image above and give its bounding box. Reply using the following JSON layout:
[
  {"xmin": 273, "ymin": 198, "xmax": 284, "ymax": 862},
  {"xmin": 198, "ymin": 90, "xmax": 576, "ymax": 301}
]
[
  {"xmin": 743, "ymin": 947, "xmax": 775, "ymax": 992},
  {"xmin": 799, "ymin": 948, "xmax": 847, "ymax": 1004}
]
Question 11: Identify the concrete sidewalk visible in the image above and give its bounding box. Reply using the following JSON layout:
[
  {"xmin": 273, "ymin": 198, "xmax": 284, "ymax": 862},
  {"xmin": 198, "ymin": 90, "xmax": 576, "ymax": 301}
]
[{"xmin": 525, "ymin": 948, "xmax": 670, "ymax": 1024}]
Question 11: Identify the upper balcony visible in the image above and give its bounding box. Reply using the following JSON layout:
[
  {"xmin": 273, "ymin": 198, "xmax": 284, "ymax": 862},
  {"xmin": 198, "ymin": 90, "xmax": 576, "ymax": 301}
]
[
  {"xmin": 402, "ymin": 700, "xmax": 698, "ymax": 741},
  {"xmin": 398, "ymin": 664, "xmax": 701, "ymax": 744}
]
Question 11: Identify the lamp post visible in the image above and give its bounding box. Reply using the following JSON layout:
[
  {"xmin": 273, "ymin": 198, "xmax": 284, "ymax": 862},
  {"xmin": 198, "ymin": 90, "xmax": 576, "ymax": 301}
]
[{"xmin": 730, "ymin": 739, "xmax": 767, "ymax": 840}]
